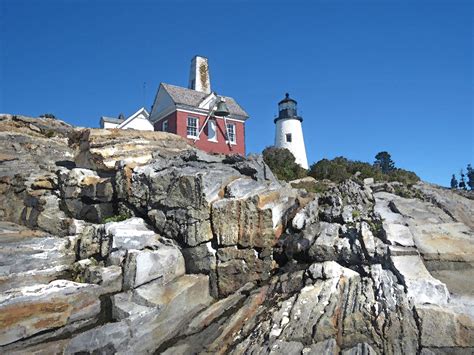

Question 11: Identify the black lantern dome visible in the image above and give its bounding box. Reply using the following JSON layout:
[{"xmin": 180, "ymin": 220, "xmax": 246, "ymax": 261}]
[{"xmin": 275, "ymin": 93, "xmax": 302, "ymax": 123}]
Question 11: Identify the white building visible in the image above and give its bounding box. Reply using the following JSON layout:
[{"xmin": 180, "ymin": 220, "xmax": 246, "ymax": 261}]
[
  {"xmin": 274, "ymin": 93, "xmax": 309, "ymax": 169},
  {"xmin": 99, "ymin": 107, "xmax": 153, "ymax": 131}
]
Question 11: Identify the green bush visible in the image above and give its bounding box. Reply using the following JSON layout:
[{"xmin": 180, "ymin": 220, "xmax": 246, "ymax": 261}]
[
  {"xmin": 262, "ymin": 147, "xmax": 307, "ymax": 182},
  {"xmin": 309, "ymin": 156, "xmax": 419, "ymax": 185},
  {"xmin": 103, "ymin": 214, "xmax": 130, "ymax": 224}
]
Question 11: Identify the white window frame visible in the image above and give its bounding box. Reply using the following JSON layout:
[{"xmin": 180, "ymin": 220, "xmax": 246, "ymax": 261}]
[
  {"xmin": 226, "ymin": 123, "xmax": 236, "ymax": 144},
  {"xmin": 187, "ymin": 116, "xmax": 199, "ymax": 138},
  {"xmin": 208, "ymin": 119, "xmax": 217, "ymax": 142},
  {"xmin": 162, "ymin": 119, "xmax": 169, "ymax": 132}
]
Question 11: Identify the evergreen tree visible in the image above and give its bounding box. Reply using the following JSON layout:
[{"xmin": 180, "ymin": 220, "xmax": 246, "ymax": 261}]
[
  {"xmin": 374, "ymin": 151, "xmax": 395, "ymax": 174},
  {"xmin": 262, "ymin": 147, "xmax": 307, "ymax": 182},
  {"xmin": 450, "ymin": 174, "xmax": 458, "ymax": 189},
  {"xmin": 467, "ymin": 164, "xmax": 474, "ymax": 190},
  {"xmin": 459, "ymin": 169, "xmax": 467, "ymax": 190}
]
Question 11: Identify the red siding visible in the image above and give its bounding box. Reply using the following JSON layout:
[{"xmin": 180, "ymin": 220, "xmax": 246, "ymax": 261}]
[
  {"xmin": 154, "ymin": 112, "xmax": 178, "ymax": 133},
  {"xmin": 175, "ymin": 110, "xmax": 245, "ymax": 155}
]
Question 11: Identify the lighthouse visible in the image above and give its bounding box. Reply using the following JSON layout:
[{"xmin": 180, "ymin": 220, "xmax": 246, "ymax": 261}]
[{"xmin": 274, "ymin": 93, "xmax": 309, "ymax": 169}]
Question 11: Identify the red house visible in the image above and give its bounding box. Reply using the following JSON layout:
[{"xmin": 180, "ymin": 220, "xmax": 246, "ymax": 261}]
[{"xmin": 149, "ymin": 56, "xmax": 249, "ymax": 155}]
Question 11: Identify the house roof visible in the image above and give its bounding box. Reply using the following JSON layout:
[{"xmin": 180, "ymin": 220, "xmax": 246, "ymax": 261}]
[
  {"xmin": 161, "ymin": 83, "xmax": 249, "ymax": 119},
  {"xmin": 101, "ymin": 116, "xmax": 124, "ymax": 124},
  {"xmin": 117, "ymin": 107, "xmax": 150, "ymax": 129}
]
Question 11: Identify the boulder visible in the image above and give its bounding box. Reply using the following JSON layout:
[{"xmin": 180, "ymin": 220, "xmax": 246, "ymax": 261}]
[
  {"xmin": 417, "ymin": 304, "xmax": 474, "ymax": 348},
  {"xmin": 0, "ymin": 222, "xmax": 76, "ymax": 292},
  {"xmin": 72, "ymin": 128, "xmax": 192, "ymax": 171},
  {"xmin": 123, "ymin": 244, "xmax": 185, "ymax": 289},
  {"xmin": 0, "ymin": 280, "xmax": 100, "ymax": 346},
  {"xmin": 391, "ymin": 255, "xmax": 449, "ymax": 305},
  {"xmin": 216, "ymin": 246, "xmax": 274, "ymax": 296}
]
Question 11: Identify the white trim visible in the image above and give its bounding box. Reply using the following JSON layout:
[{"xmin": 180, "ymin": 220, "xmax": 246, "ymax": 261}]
[
  {"xmin": 226, "ymin": 122, "xmax": 237, "ymax": 144},
  {"xmin": 117, "ymin": 107, "xmax": 150, "ymax": 129},
  {"xmin": 176, "ymin": 108, "xmax": 246, "ymax": 122},
  {"xmin": 199, "ymin": 92, "xmax": 217, "ymax": 109},
  {"xmin": 162, "ymin": 119, "xmax": 169, "ymax": 132},
  {"xmin": 186, "ymin": 116, "xmax": 199, "ymax": 139},
  {"xmin": 150, "ymin": 105, "xmax": 176, "ymax": 123}
]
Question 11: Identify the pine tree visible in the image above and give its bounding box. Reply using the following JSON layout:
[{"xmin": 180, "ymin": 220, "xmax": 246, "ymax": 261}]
[
  {"xmin": 450, "ymin": 174, "xmax": 458, "ymax": 189},
  {"xmin": 459, "ymin": 169, "xmax": 467, "ymax": 190},
  {"xmin": 466, "ymin": 164, "xmax": 474, "ymax": 190},
  {"xmin": 374, "ymin": 151, "xmax": 395, "ymax": 174}
]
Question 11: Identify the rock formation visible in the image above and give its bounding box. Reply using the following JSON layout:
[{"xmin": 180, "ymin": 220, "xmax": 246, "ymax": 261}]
[{"xmin": 0, "ymin": 113, "xmax": 472, "ymax": 354}]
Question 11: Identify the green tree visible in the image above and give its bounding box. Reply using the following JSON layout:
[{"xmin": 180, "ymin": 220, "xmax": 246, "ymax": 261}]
[
  {"xmin": 459, "ymin": 170, "xmax": 467, "ymax": 190},
  {"xmin": 262, "ymin": 147, "xmax": 307, "ymax": 182},
  {"xmin": 39, "ymin": 113, "xmax": 56, "ymax": 119},
  {"xmin": 374, "ymin": 151, "xmax": 395, "ymax": 174},
  {"xmin": 450, "ymin": 174, "xmax": 458, "ymax": 189},
  {"xmin": 466, "ymin": 164, "xmax": 474, "ymax": 190}
]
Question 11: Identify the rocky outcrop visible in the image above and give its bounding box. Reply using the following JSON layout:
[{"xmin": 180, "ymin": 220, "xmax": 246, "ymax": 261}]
[{"xmin": 0, "ymin": 114, "xmax": 473, "ymax": 354}]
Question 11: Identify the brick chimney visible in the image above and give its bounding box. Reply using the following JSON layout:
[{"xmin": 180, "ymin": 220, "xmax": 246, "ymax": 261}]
[{"xmin": 188, "ymin": 55, "xmax": 211, "ymax": 94}]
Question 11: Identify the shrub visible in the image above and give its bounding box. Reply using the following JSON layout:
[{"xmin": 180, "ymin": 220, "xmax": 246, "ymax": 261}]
[
  {"xmin": 309, "ymin": 156, "xmax": 419, "ymax": 185},
  {"xmin": 103, "ymin": 214, "xmax": 130, "ymax": 223},
  {"xmin": 39, "ymin": 113, "xmax": 56, "ymax": 119},
  {"xmin": 262, "ymin": 147, "xmax": 307, "ymax": 182}
]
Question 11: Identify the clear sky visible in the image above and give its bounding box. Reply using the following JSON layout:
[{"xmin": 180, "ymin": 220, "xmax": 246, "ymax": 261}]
[{"xmin": 1, "ymin": 0, "xmax": 472, "ymax": 186}]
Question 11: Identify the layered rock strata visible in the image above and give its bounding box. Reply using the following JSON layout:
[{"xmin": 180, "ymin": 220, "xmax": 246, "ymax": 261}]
[{"xmin": 0, "ymin": 114, "xmax": 472, "ymax": 354}]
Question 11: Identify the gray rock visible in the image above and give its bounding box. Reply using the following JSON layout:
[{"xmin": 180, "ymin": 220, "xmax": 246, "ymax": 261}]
[
  {"xmin": 302, "ymin": 339, "xmax": 338, "ymax": 354},
  {"xmin": 0, "ymin": 280, "xmax": 100, "ymax": 346},
  {"xmin": 104, "ymin": 217, "xmax": 159, "ymax": 251},
  {"xmin": 269, "ymin": 340, "xmax": 304, "ymax": 355},
  {"xmin": 392, "ymin": 255, "xmax": 449, "ymax": 305},
  {"xmin": 123, "ymin": 244, "xmax": 185, "ymax": 289},
  {"xmin": 308, "ymin": 222, "xmax": 341, "ymax": 261},
  {"xmin": 417, "ymin": 304, "xmax": 474, "ymax": 348},
  {"xmin": 181, "ymin": 241, "xmax": 217, "ymax": 274},
  {"xmin": 0, "ymin": 222, "xmax": 76, "ymax": 292},
  {"xmin": 292, "ymin": 197, "xmax": 319, "ymax": 231},
  {"xmin": 341, "ymin": 342, "xmax": 377, "ymax": 355}
]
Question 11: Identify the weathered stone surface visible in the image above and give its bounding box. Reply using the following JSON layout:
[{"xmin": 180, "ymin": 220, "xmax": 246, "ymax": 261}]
[
  {"xmin": 341, "ymin": 342, "xmax": 377, "ymax": 355},
  {"xmin": 392, "ymin": 255, "xmax": 449, "ymax": 305},
  {"xmin": 410, "ymin": 222, "xmax": 474, "ymax": 263},
  {"xmin": 308, "ymin": 222, "xmax": 341, "ymax": 261},
  {"xmin": 417, "ymin": 304, "xmax": 474, "ymax": 348},
  {"xmin": 185, "ymin": 285, "xmax": 248, "ymax": 335},
  {"xmin": 292, "ymin": 197, "xmax": 318, "ymax": 231},
  {"xmin": 302, "ymin": 339, "xmax": 339, "ymax": 354},
  {"xmin": 104, "ymin": 217, "xmax": 159, "ymax": 251},
  {"xmin": 181, "ymin": 241, "xmax": 217, "ymax": 275},
  {"xmin": 0, "ymin": 115, "xmax": 74, "ymax": 231},
  {"xmin": 212, "ymin": 187, "xmax": 297, "ymax": 248},
  {"xmin": 72, "ymin": 128, "xmax": 193, "ymax": 171},
  {"xmin": 82, "ymin": 265, "xmax": 122, "ymax": 295},
  {"xmin": 0, "ymin": 280, "xmax": 100, "ymax": 346},
  {"xmin": 0, "ymin": 222, "xmax": 76, "ymax": 292},
  {"xmin": 216, "ymin": 246, "xmax": 274, "ymax": 296},
  {"xmin": 414, "ymin": 182, "xmax": 474, "ymax": 229},
  {"xmin": 123, "ymin": 244, "xmax": 185, "ymax": 289}
]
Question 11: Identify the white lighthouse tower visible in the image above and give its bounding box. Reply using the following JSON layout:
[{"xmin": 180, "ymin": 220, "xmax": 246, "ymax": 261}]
[{"xmin": 274, "ymin": 93, "xmax": 309, "ymax": 169}]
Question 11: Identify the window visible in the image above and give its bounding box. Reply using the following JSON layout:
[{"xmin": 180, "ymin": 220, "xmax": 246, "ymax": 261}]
[
  {"xmin": 226, "ymin": 123, "xmax": 236, "ymax": 144},
  {"xmin": 187, "ymin": 116, "xmax": 198, "ymax": 138},
  {"xmin": 208, "ymin": 120, "xmax": 217, "ymax": 141},
  {"xmin": 286, "ymin": 133, "xmax": 292, "ymax": 142},
  {"xmin": 162, "ymin": 120, "xmax": 169, "ymax": 132}
]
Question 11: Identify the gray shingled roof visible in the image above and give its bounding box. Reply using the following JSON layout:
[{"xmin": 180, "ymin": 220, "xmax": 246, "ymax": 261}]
[
  {"xmin": 101, "ymin": 116, "xmax": 124, "ymax": 124},
  {"xmin": 161, "ymin": 83, "xmax": 249, "ymax": 119}
]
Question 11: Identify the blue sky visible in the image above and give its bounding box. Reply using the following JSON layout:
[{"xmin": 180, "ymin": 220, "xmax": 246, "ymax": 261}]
[{"xmin": 1, "ymin": 0, "xmax": 472, "ymax": 186}]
